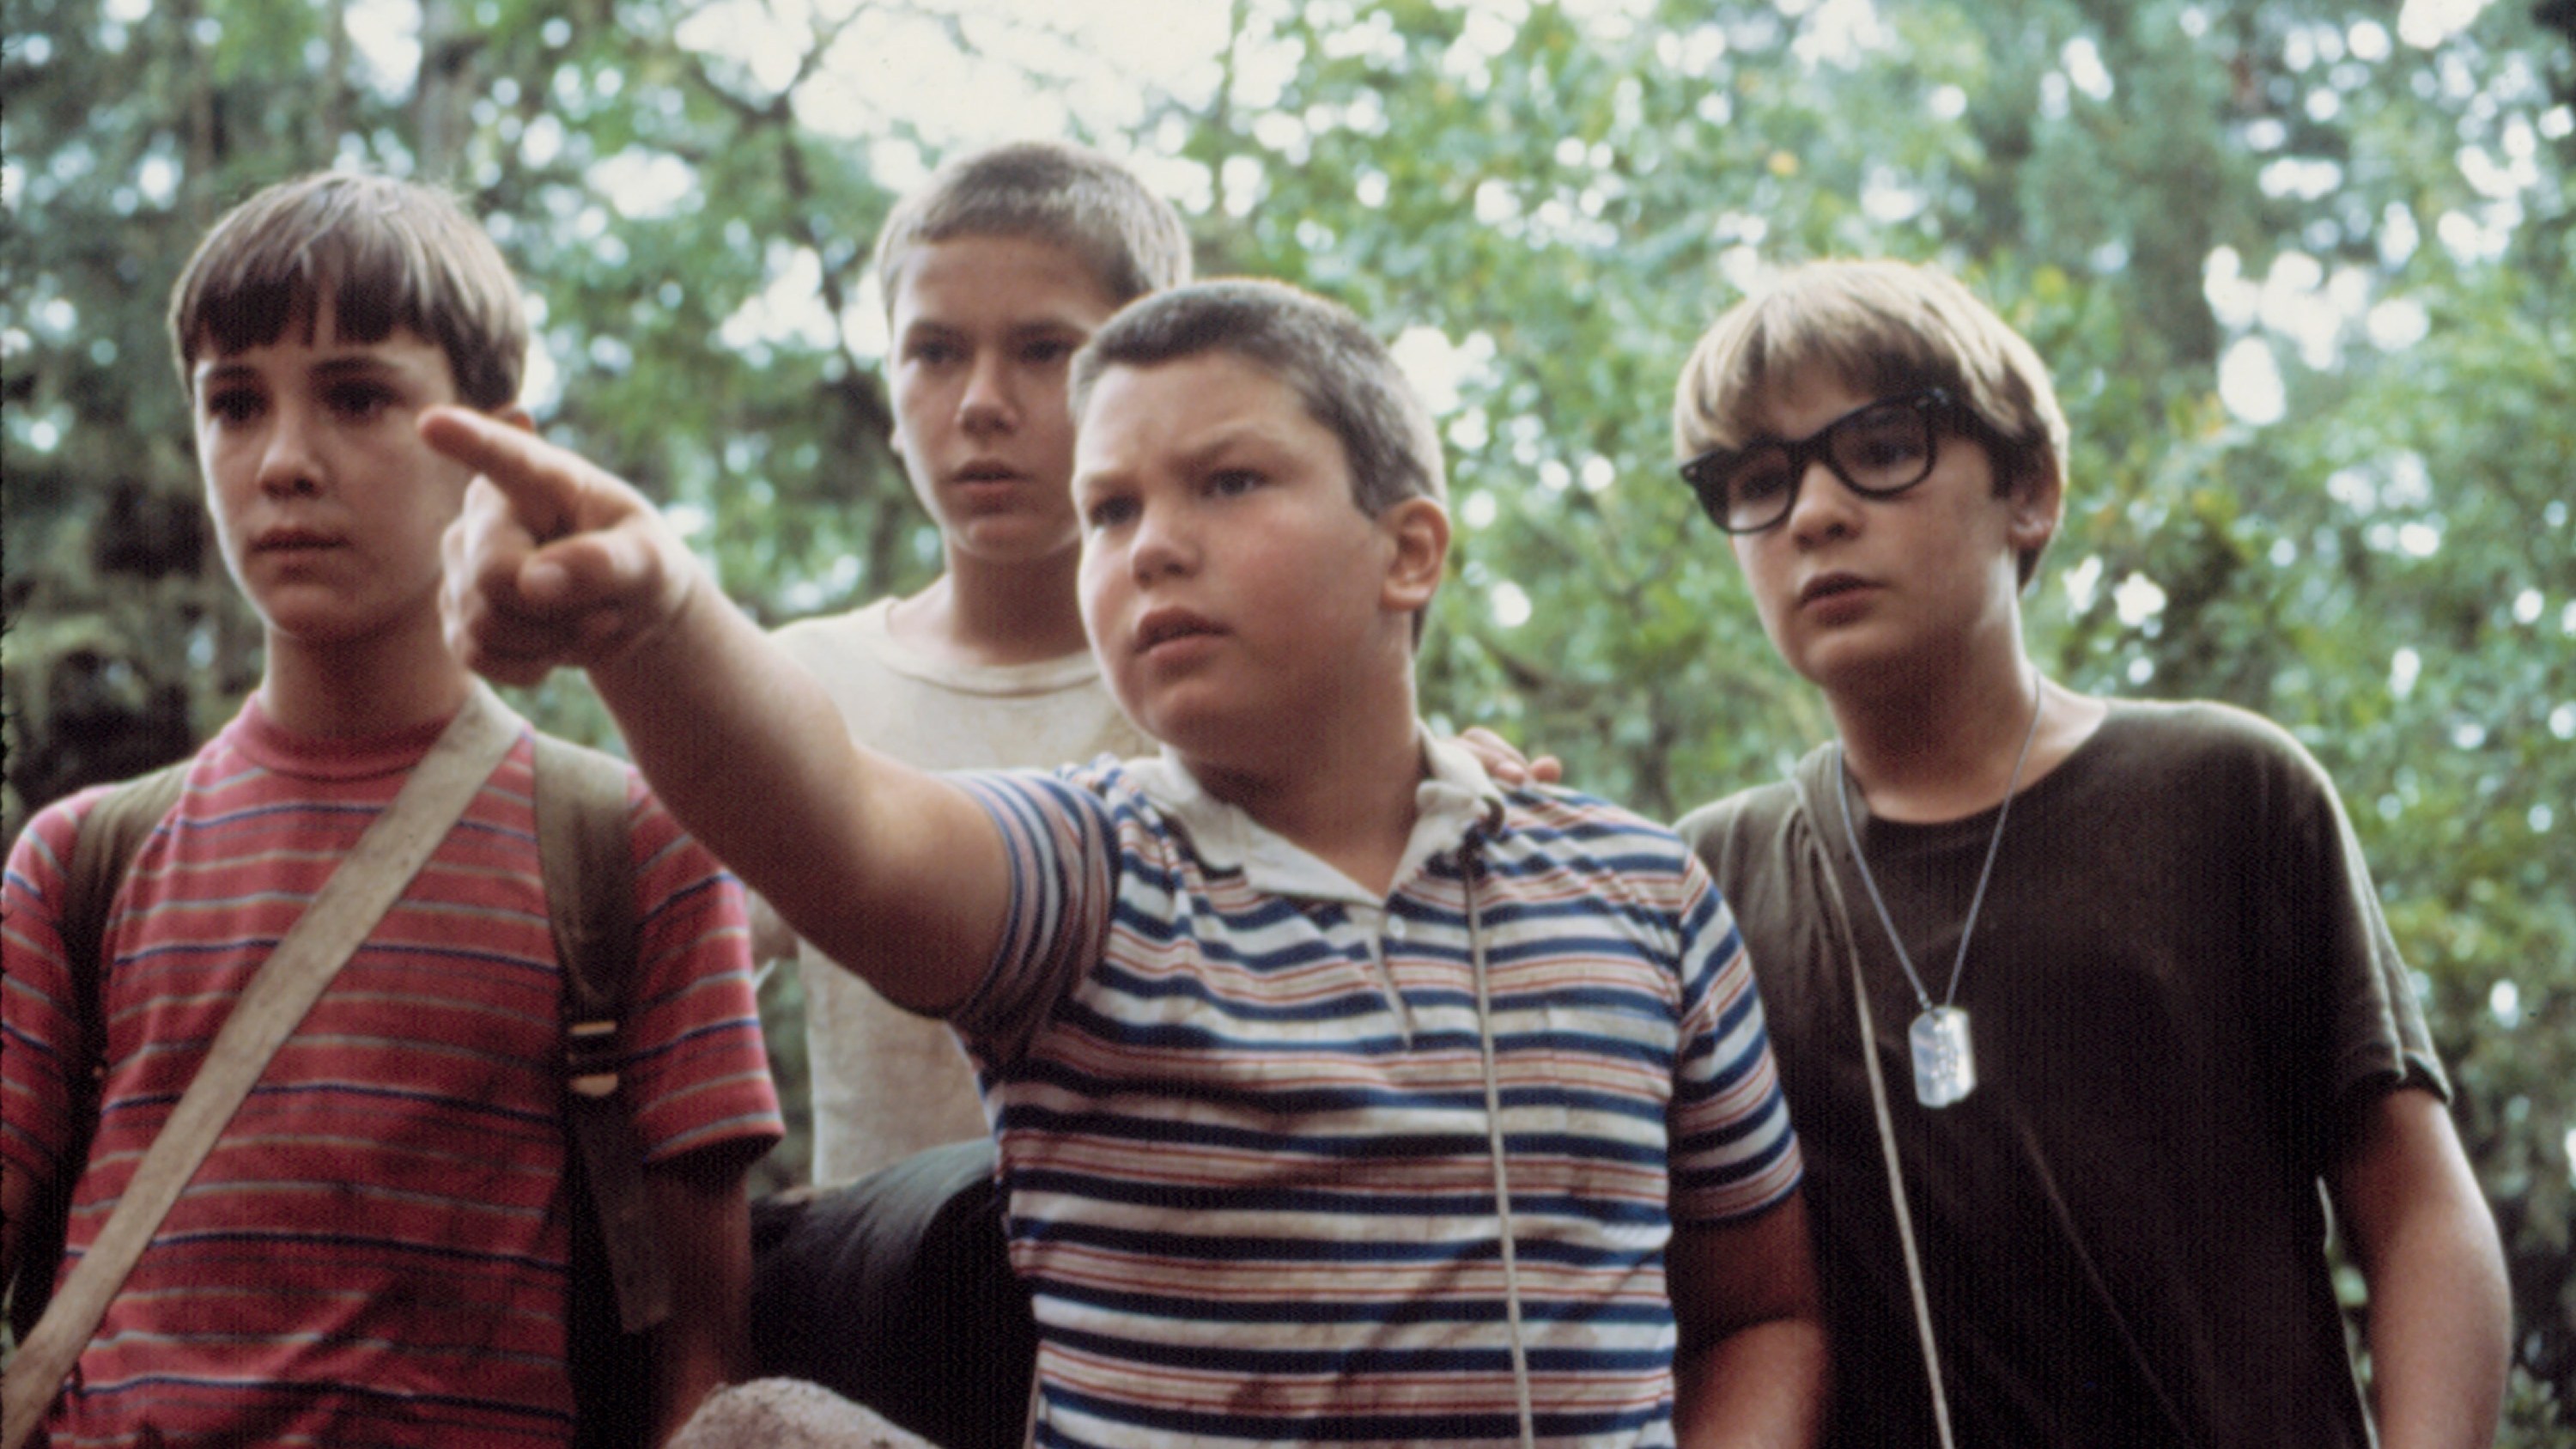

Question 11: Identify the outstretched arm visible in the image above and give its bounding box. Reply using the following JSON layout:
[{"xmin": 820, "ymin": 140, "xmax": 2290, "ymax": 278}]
[
  {"xmin": 2328, "ymin": 1085, "xmax": 2510, "ymax": 1449},
  {"xmin": 1668, "ymin": 1192, "xmax": 1828, "ymax": 1448},
  {"xmin": 426, "ymin": 408, "xmax": 1003, "ymax": 1013}
]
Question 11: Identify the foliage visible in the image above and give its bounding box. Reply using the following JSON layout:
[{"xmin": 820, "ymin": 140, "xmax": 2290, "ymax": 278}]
[
  {"xmin": 1153, "ymin": 3, "xmax": 2574, "ymax": 1425},
  {"xmin": 4, "ymin": 0, "xmax": 2568, "ymax": 1431}
]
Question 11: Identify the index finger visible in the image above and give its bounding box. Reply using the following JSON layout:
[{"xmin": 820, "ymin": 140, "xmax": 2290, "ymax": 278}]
[{"xmin": 420, "ymin": 406, "xmax": 620, "ymax": 543}]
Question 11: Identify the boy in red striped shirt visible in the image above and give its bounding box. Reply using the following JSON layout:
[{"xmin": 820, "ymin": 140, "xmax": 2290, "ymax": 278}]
[{"xmin": 2, "ymin": 173, "xmax": 781, "ymax": 1447}]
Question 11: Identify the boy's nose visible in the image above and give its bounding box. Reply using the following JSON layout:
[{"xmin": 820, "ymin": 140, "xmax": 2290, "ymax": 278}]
[
  {"xmin": 1127, "ymin": 502, "xmax": 1195, "ymax": 581},
  {"xmin": 1783, "ymin": 458, "xmax": 1856, "ymax": 545},
  {"xmin": 957, "ymin": 353, "xmax": 1017, "ymax": 435},
  {"xmin": 256, "ymin": 406, "xmax": 326, "ymax": 497}
]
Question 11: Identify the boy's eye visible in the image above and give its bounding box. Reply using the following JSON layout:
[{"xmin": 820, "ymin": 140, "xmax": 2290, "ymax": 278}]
[
  {"xmin": 1853, "ymin": 437, "xmax": 1924, "ymax": 468},
  {"xmin": 1835, "ymin": 412, "xmax": 1930, "ymax": 479},
  {"xmin": 904, "ymin": 336, "xmax": 963, "ymax": 367},
  {"xmin": 1021, "ymin": 337, "xmax": 1077, "ymax": 366},
  {"xmin": 1728, "ymin": 454, "xmax": 1791, "ymax": 506},
  {"xmin": 1084, "ymin": 495, "xmax": 1139, "ymax": 529},
  {"xmin": 1206, "ymin": 468, "xmax": 1264, "ymax": 498},
  {"xmin": 201, "ymin": 387, "xmax": 264, "ymax": 425},
  {"xmin": 325, "ymin": 383, "xmax": 398, "ymax": 421}
]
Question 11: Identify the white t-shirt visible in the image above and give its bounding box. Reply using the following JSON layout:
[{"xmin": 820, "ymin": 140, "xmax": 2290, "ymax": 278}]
[{"xmin": 770, "ymin": 597, "xmax": 1149, "ymax": 1184}]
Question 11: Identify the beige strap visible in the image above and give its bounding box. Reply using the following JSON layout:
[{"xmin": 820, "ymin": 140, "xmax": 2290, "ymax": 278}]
[
  {"xmin": 2, "ymin": 685, "xmax": 519, "ymax": 1449},
  {"xmin": 1791, "ymin": 760, "xmax": 1957, "ymax": 1449},
  {"xmin": 1842, "ymin": 917, "xmax": 1959, "ymax": 1449}
]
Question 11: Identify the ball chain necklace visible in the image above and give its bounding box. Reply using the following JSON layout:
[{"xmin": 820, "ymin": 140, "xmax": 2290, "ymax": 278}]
[{"xmin": 1833, "ymin": 676, "xmax": 2045, "ymax": 1108}]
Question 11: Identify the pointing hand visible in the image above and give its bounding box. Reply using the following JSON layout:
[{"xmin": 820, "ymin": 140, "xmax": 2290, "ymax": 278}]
[{"xmin": 425, "ymin": 407, "xmax": 704, "ymax": 685}]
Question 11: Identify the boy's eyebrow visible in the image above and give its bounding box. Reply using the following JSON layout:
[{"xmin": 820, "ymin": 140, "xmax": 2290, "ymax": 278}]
[
  {"xmin": 306, "ymin": 352, "xmax": 417, "ymax": 381},
  {"xmin": 1074, "ymin": 415, "xmax": 1313, "ymax": 505},
  {"xmin": 193, "ymin": 350, "xmax": 421, "ymax": 390},
  {"xmin": 1148, "ymin": 419, "xmax": 1297, "ymax": 477},
  {"xmin": 898, "ymin": 314, "xmax": 1094, "ymax": 344},
  {"xmin": 192, "ymin": 358, "xmax": 259, "ymax": 390},
  {"xmin": 1197, "ymin": 411, "xmax": 1307, "ymax": 454}
]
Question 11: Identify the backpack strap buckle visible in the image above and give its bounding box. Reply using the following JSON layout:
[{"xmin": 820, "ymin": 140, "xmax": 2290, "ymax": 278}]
[{"xmin": 567, "ymin": 1016, "xmax": 622, "ymax": 1099}]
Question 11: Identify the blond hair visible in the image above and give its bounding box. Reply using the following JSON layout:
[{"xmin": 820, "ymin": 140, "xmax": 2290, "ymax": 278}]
[
  {"xmin": 873, "ymin": 140, "xmax": 1192, "ymax": 318},
  {"xmin": 1673, "ymin": 259, "xmax": 2067, "ymax": 584}
]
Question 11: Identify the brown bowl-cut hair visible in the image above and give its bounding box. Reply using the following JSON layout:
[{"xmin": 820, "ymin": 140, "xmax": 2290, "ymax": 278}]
[{"xmin": 169, "ymin": 172, "xmax": 527, "ymax": 411}]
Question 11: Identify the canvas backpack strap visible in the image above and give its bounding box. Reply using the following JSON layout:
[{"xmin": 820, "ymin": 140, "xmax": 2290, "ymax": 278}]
[
  {"xmin": 533, "ymin": 733, "xmax": 671, "ymax": 1336},
  {"xmin": 57, "ymin": 763, "xmax": 191, "ymax": 1023},
  {"xmin": 1, "ymin": 686, "xmax": 519, "ymax": 1449},
  {"xmin": 1789, "ymin": 746, "xmax": 1959, "ymax": 1449},
  {"xmin": 4, "ymin": 763, "xmax": 192, "ymax": 1348}
]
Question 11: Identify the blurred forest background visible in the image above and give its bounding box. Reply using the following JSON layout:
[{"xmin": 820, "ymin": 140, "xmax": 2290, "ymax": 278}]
[{"xmin": 3, "ymin": 0, "xmax": 2569, "ymax": 1433}]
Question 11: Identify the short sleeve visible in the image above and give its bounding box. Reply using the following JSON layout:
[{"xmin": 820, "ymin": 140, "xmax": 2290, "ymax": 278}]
[
  {"xmin": 617, "ymin": 779, "xmax": 783, "ymax": 1165},
  {"xmin": 2, "ymin": 791, "xmax": 110, "ymax": 1191},
  {"xmin": 1666, "ymin": 856, "xmax": 1805, "ymax": 1225},
  {"xmin": 2252, "ymin": 726, "xmax": 2445, "ymax": 1131},
  {"xmin": 944, "ymin": 768, "xmax": 1121, "ymax": 1064}
]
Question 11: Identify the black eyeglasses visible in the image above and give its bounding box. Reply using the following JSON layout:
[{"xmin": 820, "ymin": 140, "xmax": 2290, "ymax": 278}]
[{"xmin": 1678, "ymin": 388, "xmax": 1973, "ymax": 534}]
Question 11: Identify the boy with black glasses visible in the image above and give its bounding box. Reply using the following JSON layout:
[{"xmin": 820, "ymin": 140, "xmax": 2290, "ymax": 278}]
[{"xmin": 1668, "ymin": 258, "xmax": 2507, "ymax": 1447}]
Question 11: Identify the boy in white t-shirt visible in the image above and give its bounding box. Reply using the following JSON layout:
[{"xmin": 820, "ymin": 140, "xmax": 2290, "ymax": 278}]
[{"xmin": 763, "ymin": 142, "xmax": 1183, "ymax": 1185}]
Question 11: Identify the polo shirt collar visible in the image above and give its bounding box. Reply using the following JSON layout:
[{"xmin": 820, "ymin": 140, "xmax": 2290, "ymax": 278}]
[{"xmin": 1124, "ymin": 729, "xmax": 1508, "ymax": 907}]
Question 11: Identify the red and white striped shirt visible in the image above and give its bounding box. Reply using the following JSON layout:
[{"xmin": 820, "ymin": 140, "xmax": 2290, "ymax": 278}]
[{"xmin": 3, "ymin": 698, "xmax": 780, "ymax": 1446}]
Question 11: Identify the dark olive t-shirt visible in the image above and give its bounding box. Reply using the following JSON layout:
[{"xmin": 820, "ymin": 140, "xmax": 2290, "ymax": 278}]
[{"xmin": 1680, "ymin": 700, "xmax": 2441, "ymax": 1449}]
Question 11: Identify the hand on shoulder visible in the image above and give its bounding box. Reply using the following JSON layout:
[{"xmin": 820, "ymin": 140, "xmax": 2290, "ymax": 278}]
[{"xmin": 1452, "ymin": 726, "xmax": 1563, "ymax": 788}]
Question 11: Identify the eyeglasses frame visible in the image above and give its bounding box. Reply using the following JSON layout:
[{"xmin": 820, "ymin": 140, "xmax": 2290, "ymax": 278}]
[{"xmin": 1677, "ymin": 387, "xmax": 1988, "ymax": 535}]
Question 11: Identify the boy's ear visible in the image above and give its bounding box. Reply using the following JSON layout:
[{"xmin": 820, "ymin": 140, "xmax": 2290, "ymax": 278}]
[
  {"xmin": 2002, "ymin": 452, "xmax": 2063, "ymax": 561},
  {"xmin": 1377, "ymin": 496, "xmax": 1450, "ymax": 618}
]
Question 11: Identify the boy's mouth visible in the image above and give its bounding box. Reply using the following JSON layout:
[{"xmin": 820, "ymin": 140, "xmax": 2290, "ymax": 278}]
[
  {"xmin": 1133, "ymin": 607, "xmax": 1224, "ymax": 654},
  {"xmin": 951, "ymin": 460, "xmax": 1022, "ymax": 486},
  {"xmin": 252, "ymin": 526, "xmax": 345, "ymax": 552},
  {"xmin": 1798, "ymin": 571, "xmax": 1873, "ymax": 606}
]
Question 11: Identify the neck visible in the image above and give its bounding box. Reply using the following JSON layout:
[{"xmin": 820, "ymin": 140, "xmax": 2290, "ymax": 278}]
[
  {"xmin": 1830, "ymin": 645, "xmax": 2047, "ymax": 825},
  {"xmin": 258, "ymin": 617, "xmax": 472, "ymax": 739},
  {"xmin": 1188, "ymin": 673, "xmax": 1425, "ymax": 898},
  {"xmin": 896, "ymin": 547, "xmax": 1091, "ymax": 668}
]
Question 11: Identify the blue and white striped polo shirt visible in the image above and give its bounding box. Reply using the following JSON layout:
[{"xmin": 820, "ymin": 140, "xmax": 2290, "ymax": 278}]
[{"xmin": 951, "ymin": 738, "xmax": 1802, "ymax": 1446}]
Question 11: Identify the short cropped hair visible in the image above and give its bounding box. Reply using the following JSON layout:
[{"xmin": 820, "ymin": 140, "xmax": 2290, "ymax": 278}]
[
  {"xmin": 873, "ymin": 140, "xmax": 1193, "ymax": 317},
  {"xmin": 1071, "ymin": 277, "xmax": 1446, "ymax": 519},
  {"xmin": 169, "ymin": 172, "xmax": 526, "ymax": 411},
  {"xmin": 1672, "ymin": 259, "xmax": 2068, "ymax": 585}
]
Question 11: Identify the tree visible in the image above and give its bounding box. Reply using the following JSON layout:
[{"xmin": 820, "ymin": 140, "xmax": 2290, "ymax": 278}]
[{"xmin": 5, "ymin": 0, "xmax": 2567, "ymax": 1428}]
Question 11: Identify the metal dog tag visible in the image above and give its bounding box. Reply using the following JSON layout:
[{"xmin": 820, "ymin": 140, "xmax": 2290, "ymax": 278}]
[{"xmin": 1910, "ymin": 1006, "xmax": 1977, "ymax": 1108}]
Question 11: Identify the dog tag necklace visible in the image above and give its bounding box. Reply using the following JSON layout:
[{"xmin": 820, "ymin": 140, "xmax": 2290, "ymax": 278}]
[{"xmin": 1834, "ymin": 679, "xmax": 2044, "ymax": 1108}]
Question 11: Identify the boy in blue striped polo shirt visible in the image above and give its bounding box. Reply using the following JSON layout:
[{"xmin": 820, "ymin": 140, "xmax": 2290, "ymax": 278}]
[{"xmin": 433, "ymin": 277, "xmax": 1826, "ymax": 1446}]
